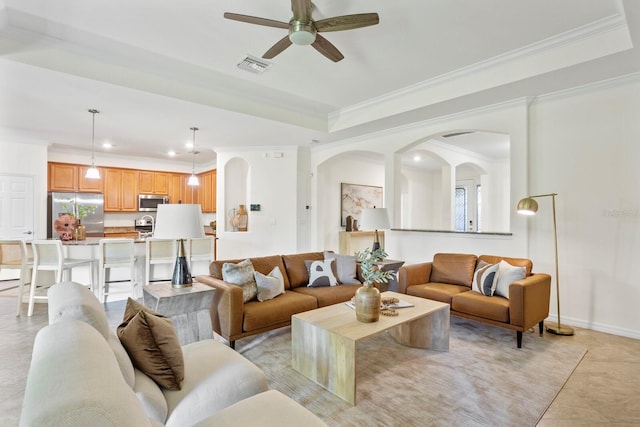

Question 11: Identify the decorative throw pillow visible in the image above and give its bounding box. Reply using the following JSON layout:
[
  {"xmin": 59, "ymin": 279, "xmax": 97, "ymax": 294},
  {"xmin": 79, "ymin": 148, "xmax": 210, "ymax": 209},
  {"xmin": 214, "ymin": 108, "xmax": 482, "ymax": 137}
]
[
  {"xmin": 324, "ymin": 251, "xmax": 360, "ymax": 285},
  {"xmin": 472, "ymin": 261, "xmax": 499, "ymax": 296},
  {"xmin": 254, "ymin": 266, "xmax": 285, "ymax": 302},
  {"xmin": 493, "ymin": 260, "xmax": 527, "ymax": 299},
  {"xmin": 117, "ymin": 298, "xmax": 184, "ymax": 391},
  {"xmin": 305, "ymin": 259, "xmax": 338, "ymax": 287},
  {"xmin": 222, "ymin": 259, "xmax": 258, "ymax": 303}
]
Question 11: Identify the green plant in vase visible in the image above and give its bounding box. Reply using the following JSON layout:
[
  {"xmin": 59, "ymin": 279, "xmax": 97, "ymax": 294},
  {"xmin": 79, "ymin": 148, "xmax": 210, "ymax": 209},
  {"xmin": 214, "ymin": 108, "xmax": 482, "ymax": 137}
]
[{"xmin": 354, "ymin": 247, "xmax": 396, "ymax": 322}]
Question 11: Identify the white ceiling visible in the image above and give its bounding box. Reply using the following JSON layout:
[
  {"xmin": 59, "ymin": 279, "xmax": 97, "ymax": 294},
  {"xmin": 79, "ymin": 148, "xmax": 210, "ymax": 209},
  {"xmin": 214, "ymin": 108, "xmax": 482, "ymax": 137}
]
[{"xmin": 1, "ymin": 0, "xmax": 639, "ymax": 166}]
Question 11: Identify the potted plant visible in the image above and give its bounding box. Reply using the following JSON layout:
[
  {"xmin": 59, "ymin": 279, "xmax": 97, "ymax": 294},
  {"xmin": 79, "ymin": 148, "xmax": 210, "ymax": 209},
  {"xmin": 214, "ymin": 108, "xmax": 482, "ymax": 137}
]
[
  {"xmin": 61, "ymin": 200, "xmax": 96, "ymax": 240},
  {"xmin": 355, "ymin": 247, "xmax": 397, "ymax": 322}
]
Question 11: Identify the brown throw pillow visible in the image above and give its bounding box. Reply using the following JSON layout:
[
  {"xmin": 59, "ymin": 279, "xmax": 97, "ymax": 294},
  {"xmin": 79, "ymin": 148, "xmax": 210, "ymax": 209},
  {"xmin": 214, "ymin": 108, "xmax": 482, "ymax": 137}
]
[{"xmin": 117, "ymin": 298, "xmax": 184, "ymax": 391}]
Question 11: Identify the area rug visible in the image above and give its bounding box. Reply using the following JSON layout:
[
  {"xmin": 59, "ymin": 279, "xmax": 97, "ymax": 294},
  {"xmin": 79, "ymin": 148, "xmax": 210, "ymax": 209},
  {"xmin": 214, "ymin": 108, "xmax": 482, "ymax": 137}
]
[{"xmin": 237, "ymin": 317, "xmax": 587, "ymax": 427}]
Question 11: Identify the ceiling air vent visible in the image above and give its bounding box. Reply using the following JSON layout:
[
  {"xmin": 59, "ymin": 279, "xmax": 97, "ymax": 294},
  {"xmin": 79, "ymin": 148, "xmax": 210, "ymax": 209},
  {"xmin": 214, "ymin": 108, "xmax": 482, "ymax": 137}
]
[
  {"xmin": 237, "ymin": 55, "xmax": 272, "ymax": 74},
  {"xmin": 442, "ymin": 131, "xmax": 476, "ymax": 138}
]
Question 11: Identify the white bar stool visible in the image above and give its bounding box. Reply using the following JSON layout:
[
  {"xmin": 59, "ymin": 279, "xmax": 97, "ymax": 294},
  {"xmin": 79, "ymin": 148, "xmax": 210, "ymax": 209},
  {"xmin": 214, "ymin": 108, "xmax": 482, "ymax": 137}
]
[
  {"xmin": 98, "ymin": 238, "xmax": 137, "ymax": 303},
  {"xmin": 29, "ymin": 240, "xmax": 96, "ymax": 316},
  {"xmin": 0, "ymin": 239, "xmax": 34, "ymax": 316},
  {"xmin": 188, "ymin": 236, "xmax": 215, "ymax": 276},
  {"xmin": 145, "ymin": 238, "xmax": 177, "ymax": 285}
]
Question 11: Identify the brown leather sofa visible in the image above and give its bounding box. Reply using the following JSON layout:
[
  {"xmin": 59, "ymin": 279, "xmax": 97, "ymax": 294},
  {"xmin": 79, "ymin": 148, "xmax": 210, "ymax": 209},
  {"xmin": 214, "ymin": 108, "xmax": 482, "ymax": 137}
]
[
  {"xmin": 196, "ymin": 252, "xmax": 361, "ymax": 348},
  {"xmin": 398, "ymin": 253, "xmax": 551, "ymax": 348}
]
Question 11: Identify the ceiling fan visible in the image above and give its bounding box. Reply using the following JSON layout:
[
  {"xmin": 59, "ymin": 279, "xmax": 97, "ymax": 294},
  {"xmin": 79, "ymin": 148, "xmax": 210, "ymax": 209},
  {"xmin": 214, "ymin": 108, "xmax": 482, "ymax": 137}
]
[{"xmin": 224, "ymin": 0, "xmax": 379, "ymax": 62}]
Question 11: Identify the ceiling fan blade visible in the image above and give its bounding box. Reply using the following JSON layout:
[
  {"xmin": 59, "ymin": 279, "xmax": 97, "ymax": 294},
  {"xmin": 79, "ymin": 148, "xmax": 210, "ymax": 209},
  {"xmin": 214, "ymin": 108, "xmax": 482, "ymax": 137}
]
[
  {"xmin": 315, "ymin": 13, "xmax": 380, "ymax": 32},
  {"xmin": 263, "ymin": 35, "xmax": 293, "ymax": 59},
  {"xmin": 224, "ymin": 12, "xmax": 289, "ymax": 29},
  {"xmin": 291, "ymin": 0, "xmax": 312, "ymax": 22},
  {"xmin": 311, "ymin": 34, "xmax": 344, "ymax": 62}
]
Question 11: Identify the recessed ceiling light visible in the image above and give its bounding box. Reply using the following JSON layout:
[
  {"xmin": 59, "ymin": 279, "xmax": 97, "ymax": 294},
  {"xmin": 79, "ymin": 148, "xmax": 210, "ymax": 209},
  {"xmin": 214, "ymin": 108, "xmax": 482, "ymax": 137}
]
[
  {"xmin": 413, "ymin": 155, "xmax": 421, "ymax": 161},
  {"xmin": 168, "ymin": 150, "xmax": 176, "ymax": 156},
  {"xmin": 102, "ymin": 142, "xmax": 112, "ymax": 149},
  {"xmin": 185, "ymin": 142, "xmax": 193, "ymax": 149}
]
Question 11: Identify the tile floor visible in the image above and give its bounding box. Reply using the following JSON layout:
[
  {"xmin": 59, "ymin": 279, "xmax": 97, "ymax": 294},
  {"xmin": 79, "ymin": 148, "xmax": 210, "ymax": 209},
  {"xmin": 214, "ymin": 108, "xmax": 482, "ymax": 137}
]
[{"xmin": 1, "ymin": 280, "xmax": 639, "ymax": 426}]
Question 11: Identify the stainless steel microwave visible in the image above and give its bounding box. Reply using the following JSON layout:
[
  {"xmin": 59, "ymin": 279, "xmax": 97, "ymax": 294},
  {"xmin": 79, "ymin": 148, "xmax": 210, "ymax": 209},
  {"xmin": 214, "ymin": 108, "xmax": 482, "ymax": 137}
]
[{"xmin": 138, "ymin": 194, "xmax": 169, "ymax": 211}]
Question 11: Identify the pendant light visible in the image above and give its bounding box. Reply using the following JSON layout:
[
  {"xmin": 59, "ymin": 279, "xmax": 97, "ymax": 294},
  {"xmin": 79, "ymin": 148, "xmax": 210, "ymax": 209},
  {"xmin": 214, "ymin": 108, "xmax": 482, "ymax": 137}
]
[
  {"xmin": 187, "ymin": 126, "xmax": 200, "ymax": 186},
  {"xmin": 85, "ymin": 109, "xmax": 100, "ymax": 179}
]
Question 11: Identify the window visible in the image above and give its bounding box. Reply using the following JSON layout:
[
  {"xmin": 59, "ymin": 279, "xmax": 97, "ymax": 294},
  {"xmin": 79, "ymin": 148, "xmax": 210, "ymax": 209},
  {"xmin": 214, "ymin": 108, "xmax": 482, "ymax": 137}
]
[{"xmin": 455, "ymin": 187, "xmax": 467, "ymax": 231}]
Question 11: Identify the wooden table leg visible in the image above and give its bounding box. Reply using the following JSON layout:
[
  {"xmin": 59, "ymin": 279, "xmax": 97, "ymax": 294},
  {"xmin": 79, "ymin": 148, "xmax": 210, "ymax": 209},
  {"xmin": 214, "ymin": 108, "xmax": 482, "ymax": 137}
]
[{"xmin": 389, "ymin": 305, "xmax": 450, "ymax": 351}]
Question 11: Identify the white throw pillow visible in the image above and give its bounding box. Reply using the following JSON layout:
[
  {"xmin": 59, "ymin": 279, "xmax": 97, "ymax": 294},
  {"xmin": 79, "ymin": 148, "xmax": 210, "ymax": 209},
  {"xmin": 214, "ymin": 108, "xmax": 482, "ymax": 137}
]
[
  {"xmin": 306, "ymin": 259, "xmax": 338, "ymax": 287},
  {"xmin": 254, "ymin": 266, "xmax": 285, "ymax": 302},
  {"xmin": 492, "ymin": 260, "xmax": 526, "ymax": 299}
]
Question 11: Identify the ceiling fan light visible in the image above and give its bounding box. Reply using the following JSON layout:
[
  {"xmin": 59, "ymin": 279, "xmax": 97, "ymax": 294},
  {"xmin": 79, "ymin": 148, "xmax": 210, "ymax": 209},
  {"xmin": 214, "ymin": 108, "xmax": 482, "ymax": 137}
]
[{"xmin": 289, "ymin": 30, "xmax": 316, "ymax": 45}]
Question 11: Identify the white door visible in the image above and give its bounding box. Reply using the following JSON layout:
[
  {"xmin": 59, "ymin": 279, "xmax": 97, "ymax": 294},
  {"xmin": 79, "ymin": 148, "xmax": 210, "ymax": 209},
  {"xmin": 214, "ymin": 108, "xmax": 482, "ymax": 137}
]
[{"xmin": 0, "ymin": 174, "xmax": 35, "ymax": 239}]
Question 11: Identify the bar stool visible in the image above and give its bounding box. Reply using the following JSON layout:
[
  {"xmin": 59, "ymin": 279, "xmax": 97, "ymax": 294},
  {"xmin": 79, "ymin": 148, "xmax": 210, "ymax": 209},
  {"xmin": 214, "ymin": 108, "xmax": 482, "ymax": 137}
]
[
  {"xmin": 29, "ymin": 240, "xmax": 96, "ymax": 316},
  {"xmin": 0, "ymin": 239, "xmax": 33, "ymax": 316},
  {"xmin": 98, "ymin": 238, "xmax": 137, "ymax": 303},
  {"xmin": 188, "ymin": 236, "xmax": 215, "ymax": 276},
  {"xmin": 144, "ymin": 238, "xmax": 177, "ymax": 285}
]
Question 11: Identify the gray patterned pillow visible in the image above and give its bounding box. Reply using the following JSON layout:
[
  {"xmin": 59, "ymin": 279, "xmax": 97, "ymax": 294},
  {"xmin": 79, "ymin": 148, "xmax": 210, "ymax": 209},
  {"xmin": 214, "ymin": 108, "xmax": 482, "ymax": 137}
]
[
  {"xmin": 305, "ymin": 259, "xmax": 338, "ymax": 287},
  {"xmin": 222, "ymin": 259, "xmax": 258, "ymax": 303}
]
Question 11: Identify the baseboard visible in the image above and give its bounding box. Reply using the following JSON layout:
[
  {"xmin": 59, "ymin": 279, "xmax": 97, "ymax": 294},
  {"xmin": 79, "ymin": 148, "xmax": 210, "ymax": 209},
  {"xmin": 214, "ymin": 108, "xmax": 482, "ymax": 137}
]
[{"xmin": 546, "ymin": 315, "xmax": 640, "ymax": 340}]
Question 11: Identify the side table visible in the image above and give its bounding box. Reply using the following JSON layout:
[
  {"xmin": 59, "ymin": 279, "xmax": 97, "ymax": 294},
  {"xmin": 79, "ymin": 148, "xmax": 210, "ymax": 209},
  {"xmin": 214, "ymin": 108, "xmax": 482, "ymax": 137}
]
[
  {"xmin": 142, "ymin": 281, "xmax": 215, "ymax": 345},
  {"xmin": 374, "ymin": 259, "xmax": 405, "ymax": 292}
]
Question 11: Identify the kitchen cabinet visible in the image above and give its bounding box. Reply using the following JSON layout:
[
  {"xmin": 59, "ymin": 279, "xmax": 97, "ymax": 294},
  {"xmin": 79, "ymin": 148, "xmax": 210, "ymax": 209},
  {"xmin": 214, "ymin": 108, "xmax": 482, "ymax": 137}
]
[
  {"xmin": 48, "ymin": 162, "xmax": 104, "ymax": 192},
  {"xmin": 139, "ymin": 171, "xmax": 169, "ymax": 195},
  {"xmin": 104, "ymin": 168, "xmax": 138, "ymax": 212},
  {"xmin": 199, "ymin": 170, "xmax": 216, "ymax": 213},
  {"xmin": 181, "ymin": 175, "xmax": 198, "ymax": 204},
  {"xmin": 167, "ymin": 173, "xmax": 183, "ymax": 204}
]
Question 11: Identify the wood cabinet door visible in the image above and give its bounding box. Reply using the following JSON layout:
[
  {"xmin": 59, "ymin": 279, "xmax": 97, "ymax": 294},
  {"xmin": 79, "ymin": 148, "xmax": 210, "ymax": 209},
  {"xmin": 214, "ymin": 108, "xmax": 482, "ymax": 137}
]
[
  {"xmin": 78, "ymin": 166, "xmax": 104, "ymax": 192},
  {"xmin": 121, "ymin": 170, "xmax": 139, "ymax": 211},
  {"xmin": 201, "ymin": 171, "xmax": 214, "ymax": 213},
  {"xmin": 104, "ymin": 168, "xmax": 123, "ymax": 211},
  {"xmin": 210, "ymin": 170, "xmax": 216, "ymax": 213},
  {"xmin": 154, "ymin": 172, "xmax": 169, "ymax": 195},
  {"xmin": 139, "ymin": 171, "xmax": 154, "ymax": 194},
  {"xmin": 181, "ymin": 175, "xmax": 196, "ymax": 204},
  {"xmin": 168, "ymin": 173, "xmax": 183, "ymax": 204},
  {"xmin": 49, "ymin": 163, "xmax": 78, "ymax": 191}
]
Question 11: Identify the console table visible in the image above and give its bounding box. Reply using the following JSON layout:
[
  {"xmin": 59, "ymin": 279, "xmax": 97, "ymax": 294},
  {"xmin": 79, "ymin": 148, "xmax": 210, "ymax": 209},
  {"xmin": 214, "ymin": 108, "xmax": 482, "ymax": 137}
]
[{"xmin": 142, "ymin": 281, "xmax": 214, "ymax": 345}]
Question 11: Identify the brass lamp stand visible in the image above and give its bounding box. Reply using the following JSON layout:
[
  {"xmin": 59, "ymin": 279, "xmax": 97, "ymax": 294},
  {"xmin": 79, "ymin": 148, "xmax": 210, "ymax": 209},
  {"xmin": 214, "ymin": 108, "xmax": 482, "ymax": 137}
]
[{"xmin": 517, "ymin": 193, "xmax": 574, "ymax": 336}]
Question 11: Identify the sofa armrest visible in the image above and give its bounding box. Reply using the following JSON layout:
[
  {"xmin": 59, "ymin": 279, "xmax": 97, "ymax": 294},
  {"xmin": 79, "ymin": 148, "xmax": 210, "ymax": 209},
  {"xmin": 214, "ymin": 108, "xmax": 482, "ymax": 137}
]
[
  {"xmin": 196, "ymin": 275, "xmax": 244, "ymax": 340},
  {"xmin": 397, "ymin": 262, "xmax": 432, "ymax": 293},
  {"xmin": 508, "ymin": 273, "xmax": 552, "ymax": 330}
]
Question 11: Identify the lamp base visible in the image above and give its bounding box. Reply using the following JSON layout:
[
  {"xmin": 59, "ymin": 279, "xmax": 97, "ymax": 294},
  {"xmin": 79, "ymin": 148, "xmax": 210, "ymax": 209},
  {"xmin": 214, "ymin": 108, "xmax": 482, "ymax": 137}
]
[{"xmin": 545, "ymin": 323, "xmax": 575, "ymax": 336}]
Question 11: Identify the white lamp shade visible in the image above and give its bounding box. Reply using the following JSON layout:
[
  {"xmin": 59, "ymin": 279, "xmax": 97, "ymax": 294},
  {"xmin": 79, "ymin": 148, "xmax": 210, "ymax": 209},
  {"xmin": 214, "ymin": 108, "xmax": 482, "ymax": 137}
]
[
  {"xmin": 153, "ymin": 204, "xmax": 204, "ymax": 239},
  {"xmin": 85, "ymin": 166, "xmax": 100, "ymax": 179},
  {"xmin": 359, "ymin": 208, "xmax": 390, "ymax": 230}
]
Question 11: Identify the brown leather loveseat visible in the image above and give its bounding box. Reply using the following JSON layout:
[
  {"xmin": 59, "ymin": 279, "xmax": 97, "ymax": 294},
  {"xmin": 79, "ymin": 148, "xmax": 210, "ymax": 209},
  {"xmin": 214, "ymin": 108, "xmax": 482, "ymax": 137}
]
[
  {"xmin": 197, "ymin": 252, "xmax": 361, "ymax": 348},
  {"xmin": 398, "ymin": 253, "xmax": 551, "ymax": 348}
]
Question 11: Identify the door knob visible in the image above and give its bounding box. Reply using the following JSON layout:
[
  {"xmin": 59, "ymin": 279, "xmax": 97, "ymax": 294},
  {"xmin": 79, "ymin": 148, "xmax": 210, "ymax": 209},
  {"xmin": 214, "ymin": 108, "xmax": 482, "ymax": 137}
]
[{"xmin": 23, "ymin": 231, "xmax": 33, "ymax": 235}]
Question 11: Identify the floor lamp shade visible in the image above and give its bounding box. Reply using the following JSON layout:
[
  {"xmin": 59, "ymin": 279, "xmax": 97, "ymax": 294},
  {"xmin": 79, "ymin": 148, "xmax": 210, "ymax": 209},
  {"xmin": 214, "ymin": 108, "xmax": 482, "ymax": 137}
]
[
  {"xmin": 516, "ymin": 193, "xmax": 574, "ymax": 336},
  {"xmin": 153, "ymin": 204, "xmax": 204, "ymax": 288},
  {"xmin": 360, "ymin": 208, "xmax": 390, "ymax": 252}
]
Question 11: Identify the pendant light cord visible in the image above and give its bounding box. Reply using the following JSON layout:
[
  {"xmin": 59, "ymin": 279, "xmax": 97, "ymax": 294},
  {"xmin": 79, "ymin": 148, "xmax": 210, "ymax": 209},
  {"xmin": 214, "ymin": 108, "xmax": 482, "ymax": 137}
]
[
  {"xmin": 190, "ymin": 127, "xmax": 198, "ymax": 175},
  {"xmin": 89, "ymin": 109, "xmax": 99, "ymax": 165}
]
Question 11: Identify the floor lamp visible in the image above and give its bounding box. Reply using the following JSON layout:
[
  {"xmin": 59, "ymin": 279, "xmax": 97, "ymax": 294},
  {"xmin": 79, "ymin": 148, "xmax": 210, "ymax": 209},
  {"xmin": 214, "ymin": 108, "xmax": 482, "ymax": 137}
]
[
  {"xmin": 517, "ymin": 193, "xmax": 574, "ymax": 336},
  {"xmin": 154, "ymin": 204, "xmax": 205, "ymax": 288}
]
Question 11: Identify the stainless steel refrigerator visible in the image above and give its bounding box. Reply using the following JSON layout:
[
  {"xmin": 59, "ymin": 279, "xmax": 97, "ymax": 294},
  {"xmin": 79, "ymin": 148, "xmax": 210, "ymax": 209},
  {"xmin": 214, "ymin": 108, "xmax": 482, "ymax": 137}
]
[{"xmin": 47, "ymin": 192, "xmax": 105, "ymax": 238}]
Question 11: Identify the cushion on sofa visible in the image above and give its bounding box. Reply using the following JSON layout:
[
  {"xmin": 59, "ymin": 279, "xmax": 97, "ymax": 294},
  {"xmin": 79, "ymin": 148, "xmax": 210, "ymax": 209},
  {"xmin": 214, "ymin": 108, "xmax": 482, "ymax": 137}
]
[
  {"xmin": 21, "ymin": 320, "xmax": 153, "ymax": 427},
  {"xmin": 430, "ymin": 253, "xmax": 478, "ymax": 287},
  {"xmin": 406, "ymin": 282, "xmax": 470, "ymax": 304},
  {"xmin": 163, "ymin": 340, "xmax": 269, "ymax": 427},
  {"xmin": 493, "ymin": 260, "xmax": 527, "ymax": 299},
  {"xmin": 478, "ymin": 255, "xmax": 533, "ymax": 277},
  {"xmin": 305, "ymin": 259, "xmax": 338, "ymax": 287},
  {"xmin": 451, "ymin": 291, "xmax": 510, "ymax": 323},
  {"xmin": 242, "ymin": 291, "xmax": 317, "ymax": 332},
  {"xmin": 222, "ymin": 259, "xmax": 258, "ymax": 302},
  {"xmin": 211, "ymin": 255, "xmax": 291, "ymax": 289},
  {"xmin": 254, "ymin": 266, "xmax": 285, "ymax": 301},
  {"xmin": 292, "ymin": 284, "xmax": 360, "ymax": 307},
  {"xmin": 472, "ymin": 261, "xmax": 499, "ymax": 296},
  {"xmin": 133, "ymin": 368, "xmax": 169, "ymax": 424},
  {"xmin": 117, "ymin": 298, "xmax": 185, "ymax": 391},
  {"xmin": 324, "ymin": 251, "xmax": 360, "ymax": 285},
  {"xmin": 282, "ymin": 252, "xmax": 325, "ymax": 288}
]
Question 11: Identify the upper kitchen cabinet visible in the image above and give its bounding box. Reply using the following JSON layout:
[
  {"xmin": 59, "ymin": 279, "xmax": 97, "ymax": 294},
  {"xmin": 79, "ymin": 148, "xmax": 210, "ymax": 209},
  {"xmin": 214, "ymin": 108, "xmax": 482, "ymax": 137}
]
[
  {"xmin": 167, "ymin": 173, "xmax": 183, "ymax": 204},
  {"xmin": 199, "ymin": 169, "xmax": 216, "ymax": 213},
  {"xmin": 48, "ymin": 162, "xmax": 104, "ymax": 193},
  {"xmin": 139, "ymin": 171, "xmax": 169, "ymax": 195},
  {"xmin": 104, "ymin": 168, "xmax": 138, "ymax": 212}
]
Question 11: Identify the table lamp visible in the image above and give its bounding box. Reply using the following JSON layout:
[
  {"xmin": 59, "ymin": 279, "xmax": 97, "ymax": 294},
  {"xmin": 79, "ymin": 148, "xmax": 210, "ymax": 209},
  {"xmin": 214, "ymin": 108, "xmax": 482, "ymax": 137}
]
[
  {"xmin": 359, "ymin": 207, "xmax": 390, "ymax": 252},
  {"xmin": 517, "ymin": 193, "xmax": 574, "ymax": 336},
  {"xmin": 154, "ymin": 204, "xmax": 205, "ymax": 287}
]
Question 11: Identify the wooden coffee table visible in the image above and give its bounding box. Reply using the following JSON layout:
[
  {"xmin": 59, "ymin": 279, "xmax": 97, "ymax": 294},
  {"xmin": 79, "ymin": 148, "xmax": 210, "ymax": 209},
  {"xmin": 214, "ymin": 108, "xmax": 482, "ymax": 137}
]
[{"xmin": 291, "ymin": 291, "xmax": 449, "ymax": 405}]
